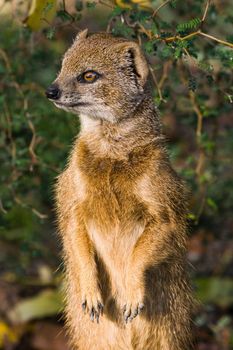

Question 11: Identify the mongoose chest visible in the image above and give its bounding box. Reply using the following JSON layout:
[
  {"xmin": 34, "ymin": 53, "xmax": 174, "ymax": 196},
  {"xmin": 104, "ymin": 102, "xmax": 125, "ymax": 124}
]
[
  {"xmin": 76, "ymin": 142, "xmax": 151, "ymax": 265},
  {"xmin": 77, "ymin": 142, "xmax": 150, "ymax": 225}
]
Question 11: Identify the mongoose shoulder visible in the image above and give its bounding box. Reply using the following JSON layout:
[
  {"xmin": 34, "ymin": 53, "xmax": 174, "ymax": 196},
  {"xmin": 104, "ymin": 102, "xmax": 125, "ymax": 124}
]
[{"xmin": 46, "ymin": 29, "xmax": 195, "ymax": 350}]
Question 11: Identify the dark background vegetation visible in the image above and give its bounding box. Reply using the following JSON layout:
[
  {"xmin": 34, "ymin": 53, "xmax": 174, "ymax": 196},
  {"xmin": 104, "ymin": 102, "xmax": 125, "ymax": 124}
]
[{"xmin": 0, "ymin": 0, "xmax": 232, "ymax": 349}]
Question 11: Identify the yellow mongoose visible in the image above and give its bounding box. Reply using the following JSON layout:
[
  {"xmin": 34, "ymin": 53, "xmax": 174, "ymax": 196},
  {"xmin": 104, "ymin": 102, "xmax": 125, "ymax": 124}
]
[{"xmin": 46, "ymin": 29, "xmax": 195, "ymax": 350}]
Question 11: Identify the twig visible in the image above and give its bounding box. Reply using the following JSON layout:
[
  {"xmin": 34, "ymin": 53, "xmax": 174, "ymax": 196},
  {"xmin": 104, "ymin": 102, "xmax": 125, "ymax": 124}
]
[
  {"xmin": 195, "ymin": 149, "xmax": 205, "ymax": 178},
  {"xmin": 201, "ymin": 0, "xmax": 211, "ymax": 23},
  {"xmin": 14, "ymin": 195, "xmax": 48, "ymax": 219},
  {"xmin": 149, "ymin": 66, "xmax": 165, "ymax": 102},
  {"xmin": 152, "ymin": 0, "xmax": 171, "ymax": 18},
  {"xmin": 199, "ymin": 31, "xmax": 233, "ymax": 49},
  {"xmin": 3, "ymin": 101, "xmax": 17, "ymax": 163},
  {"xmin": 32, "ymin": 208, "xmax": 49, "ymax": 219},
  {"xmin": 137, "ymin": 21, "xmax": 153, "ymax": 39},
  {"xmin": 162, "ymin": 31, "xmax": 200, "ymax": 42},
  {"xmin": 158, "ymin": 61, "xmax": 171, "ymax": 89},
  {"xmin": 189, "ymin": 91, "xmax": 203, "ymax": 138},
  {"xmin": 28, "ymin": 119, "xmax": 38, "ymax": 170},
  {"xmin": 151, "ymin": 30, "xmax": 233, "ymax": 49},
  {"xmin": 0, "ymin": 199, "xmax": 7, "ymax": 214},
  {"xmin": 180, "ymin": 50, "xmax": 203, "ymax": 137},
  {"xmin": 0, "ymin": 48, "xmax": 12, "ymax": 72},
  {"xmin": 106, "ymin": 17, "xmax": 114, "ymax": 33},
  {"xmin": 195, "ymin": 185, "xmax": 207, "ymax": 223},
  {"xmin": 98, "ymin": 0, "xmax": 114, "ymax": 9},
  {"xmin": 10, "ymin": 81, "xmax": 39, "ymax": 168}
]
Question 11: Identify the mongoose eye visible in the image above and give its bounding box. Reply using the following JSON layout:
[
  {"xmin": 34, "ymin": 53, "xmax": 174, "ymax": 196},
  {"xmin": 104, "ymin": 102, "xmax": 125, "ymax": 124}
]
[{"xmin": 78, "ymin": 70, "xmax": 100, "ymax": 83}]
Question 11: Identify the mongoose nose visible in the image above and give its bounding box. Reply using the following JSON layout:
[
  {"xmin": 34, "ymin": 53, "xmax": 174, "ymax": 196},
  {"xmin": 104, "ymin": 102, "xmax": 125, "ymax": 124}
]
[{"xmin": 45, "ymin": 84, "xmax": 61, "ymax": 100}]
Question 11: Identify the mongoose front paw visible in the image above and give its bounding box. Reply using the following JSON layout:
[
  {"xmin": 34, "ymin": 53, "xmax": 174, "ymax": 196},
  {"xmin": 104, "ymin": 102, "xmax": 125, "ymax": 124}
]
[
  {"xmin": 81, "ymin": 292, "xmax": 103, "ymax": 323},
  {"xmin": 123, "ymin": 301, "xmax": 144, "ymax": 323},
  {"xmin": 122, "ymin": 283, "xmax": 145, "ymax": 323}
]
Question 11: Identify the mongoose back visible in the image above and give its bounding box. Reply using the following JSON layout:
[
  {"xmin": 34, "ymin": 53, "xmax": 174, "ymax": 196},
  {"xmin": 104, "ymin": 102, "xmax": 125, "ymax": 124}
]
[{"xmin": 46, "ymin": 29, "xmax": 195, "ymax": 350}]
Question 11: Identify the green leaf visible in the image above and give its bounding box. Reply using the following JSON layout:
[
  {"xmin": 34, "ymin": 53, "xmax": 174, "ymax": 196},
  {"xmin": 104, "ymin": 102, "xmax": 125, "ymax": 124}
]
[
  {"xmin": 198, "ymin": 61, "xmax": 213, "ymax": 73},
  {"xmin": 151, "ymin": 22, "xmax": 158, "ymax": 35},
  {"xmin": 130, "ymin": 10, "xmax": 150, "ymax": 23},
  {"xmin": 46, "ymin": 27, "xmax": 55, "ymax": 39},
  {"xmin": 111, "ymin": 22, "xmax": 134, "ymax": 38},
  {"xmin": 187, "ymin": 213, "xmax": 196, "ymax": 220},
  {"xmin": 75, "ymin": 0, "xmax": 83, "ymax": 11},
  {"xmin": 188, "ymin": 75, "xmax": 197, "ymax": 92},
  {"xmin": 159, "ymin": 45, "xmax": 173, "ymax": 59},
  {"xmin": 215, "ymin": 316, "xmax": 232, "ymax": 330},
  {"xmin": 177, "ymin": 17, "xmax": 201, "ymax": 33},
  {"xmin": 143, "ymin": 41, "xmax": 154, "ymax": 54},
  {"xmin": 207, "ymin": 197, "xmax": 218, "ymax": 211},
  {"xmin": 56, "ymin": 10, "xmax": 72, "ymax": 21},
  {"xmin": 75, "ymin": 13, "xmax": 82, "ymax": 21},
  {"xmin": 43, "ymin": 1, "xmax": 54, "ymax": 14},
  {"xmin": 174, "ymin": 47, "xmax": 182, "ymax": 59},
  {"xmin": 110, "ymin": 6, "xmax": 125, "ymax": 17},
  {"xmin": 86, "ymin": 1, "xmax": 96, "ymax": 8},
  {"xmin": 8, "ymin": 289, "xmax": 63, "ymax": 322},
  {"xmin": 214, "ymin": 47, "xmax": 233, "ymax": 68},
  {"xmin": 170, "ymin": 0, "xmax": 177, "ymax": 8},
  {"xmin": 195, "ymin": 278, "xmax": 233, "ymax": 307}
]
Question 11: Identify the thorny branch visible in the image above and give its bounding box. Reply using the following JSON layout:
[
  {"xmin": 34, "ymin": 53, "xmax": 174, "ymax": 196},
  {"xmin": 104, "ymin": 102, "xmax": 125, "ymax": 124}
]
[
  {"xmin": 108, "ymin": 0, "xmax": 233, "ymax": 48},
  {"xmin": 120, "ymin": 0, "xmax": 231, "ymax": 211},
  {"xmin": 109, "ymin": 0, "xmax": 232, "ymax": 104},
  {"xmin": 0, "ymin": 48, "xmax": 47, "ymax": 218},
  {"xmin": 178, "ymin": 60, "xmax": 207, "ymax": 218},
  {"xmin": 11, "ymin": 80, "xmax": 39, "ymax": 168},
  {"xmin": 159, "ymin": 31, "xmax": 233, "ymax": 49},
  {"xmin": 149, "ymin": 62, "xmax": 171, "ymax": 103}
]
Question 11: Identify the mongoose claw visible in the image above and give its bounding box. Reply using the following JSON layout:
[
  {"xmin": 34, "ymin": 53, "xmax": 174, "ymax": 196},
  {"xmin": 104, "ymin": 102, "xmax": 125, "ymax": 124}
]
[
  {"xmin": 123, "ymin": 305, "xmax": 131, "ymax": 323},
  {"xmin": 138, "ymin": 303, "xmax": 145, "ymax": 313},
  {"xmin": 90, "ymin": 303, "xmax": 104, "ymax": 323},
  {"xmin": 90, "ymin": 307, "xmax": 95, "ymax": 322},
  {"xmin": 97, "ymin": 301, "xmax": 104, "ymax": 315},
  {"xmin": 123, "ymin": 302, "xmax": 144, "ymax": 323},
  {"xmin": 82, "ymin": 301, "xmax": 87, "ymax": 312},
  {"xmin": 81, "ymin": 298, "xmax": 104, "ymax": 323}
]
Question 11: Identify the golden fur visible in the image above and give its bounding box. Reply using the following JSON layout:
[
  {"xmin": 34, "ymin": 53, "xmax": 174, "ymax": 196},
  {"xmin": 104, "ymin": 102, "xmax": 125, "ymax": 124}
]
[{"xmin": 47, "ymin": 29, "xmax": 195, "ymax": 349}]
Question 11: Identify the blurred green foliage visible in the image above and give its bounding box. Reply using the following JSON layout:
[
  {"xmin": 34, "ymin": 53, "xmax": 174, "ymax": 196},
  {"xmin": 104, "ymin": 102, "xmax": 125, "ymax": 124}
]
[{"xmin": 0, "ymin": 23, "xmax": 79, "ymax": 277}]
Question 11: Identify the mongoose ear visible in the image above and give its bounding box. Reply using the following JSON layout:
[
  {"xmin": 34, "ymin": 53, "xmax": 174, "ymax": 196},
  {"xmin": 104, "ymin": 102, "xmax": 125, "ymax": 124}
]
[
  {"xmin": 115, "ymin": 42, "xmax": 149, "ymax": 86},
  {"xmin": 75, "ymin": 28, "xmax": 88, "ymax": 43}
]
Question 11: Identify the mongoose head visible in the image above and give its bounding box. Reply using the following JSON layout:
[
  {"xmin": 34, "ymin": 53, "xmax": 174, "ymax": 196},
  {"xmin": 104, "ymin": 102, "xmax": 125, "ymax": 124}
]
[{"xmin": 46, "ymin": 29, "xmax": 149, "ymax": 122}]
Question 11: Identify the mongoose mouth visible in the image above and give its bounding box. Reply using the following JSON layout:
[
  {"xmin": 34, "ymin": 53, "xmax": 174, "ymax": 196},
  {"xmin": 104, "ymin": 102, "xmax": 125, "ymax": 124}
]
[{"xmin": 54, "ymin": 101, "xmax": 89, "ymax": 108}]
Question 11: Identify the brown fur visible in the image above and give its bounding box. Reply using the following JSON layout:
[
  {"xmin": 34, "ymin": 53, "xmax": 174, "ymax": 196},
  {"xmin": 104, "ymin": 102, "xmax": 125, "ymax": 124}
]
[{"xmin": 48, "ymin": 30, "xmax": 195, "ymax": 349}]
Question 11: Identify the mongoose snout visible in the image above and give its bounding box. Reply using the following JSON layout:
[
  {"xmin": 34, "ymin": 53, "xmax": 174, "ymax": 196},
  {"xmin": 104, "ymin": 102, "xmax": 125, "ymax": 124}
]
[{"xmin": 45, "ymin": 83, "xmax": 61, "ymax": 100}]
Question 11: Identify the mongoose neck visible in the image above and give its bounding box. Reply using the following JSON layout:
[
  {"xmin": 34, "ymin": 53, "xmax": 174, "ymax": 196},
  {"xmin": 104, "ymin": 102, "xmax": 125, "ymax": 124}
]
[{"xmin": 78, "ymin": 93, "xmax": 163, "ymax": 159}]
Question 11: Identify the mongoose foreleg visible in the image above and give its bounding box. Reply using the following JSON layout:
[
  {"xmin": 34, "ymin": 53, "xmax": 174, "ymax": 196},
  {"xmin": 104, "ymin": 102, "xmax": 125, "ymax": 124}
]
[
  {"xmin": 123, "ymin": 220, "xmax": 180, "ymax": 323},
  {"xmin": 67, "ymin": 209, "xmax": 103, "ymax": 322}
]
